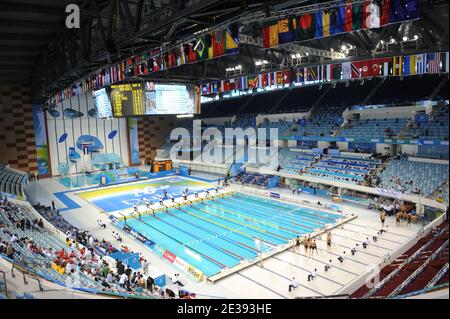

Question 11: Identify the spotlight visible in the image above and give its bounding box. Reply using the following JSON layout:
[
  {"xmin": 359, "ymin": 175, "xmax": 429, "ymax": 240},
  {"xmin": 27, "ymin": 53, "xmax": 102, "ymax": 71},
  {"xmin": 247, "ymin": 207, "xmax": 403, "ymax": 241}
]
[
  {"xmin": 390, "ymin": 38, "xmax": 395, "ymax": 43},
  {"xmin": 414, "ymin": 34, "xmax": 419, "ymax": 40},
  {"xmin": 402, "ymin": 36, "xmax": 408, "ymax": 42},
  {"xmin": 341, "ymin": 44, "xmax": 347, "ymax": 51}
]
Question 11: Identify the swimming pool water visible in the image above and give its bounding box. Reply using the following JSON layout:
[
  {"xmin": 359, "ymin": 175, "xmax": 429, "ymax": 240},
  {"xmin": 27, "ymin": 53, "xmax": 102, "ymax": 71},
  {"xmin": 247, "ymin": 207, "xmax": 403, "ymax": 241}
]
[{"xmin": 118, "ymin": 192, "xmax": 341, "ymax": 278}]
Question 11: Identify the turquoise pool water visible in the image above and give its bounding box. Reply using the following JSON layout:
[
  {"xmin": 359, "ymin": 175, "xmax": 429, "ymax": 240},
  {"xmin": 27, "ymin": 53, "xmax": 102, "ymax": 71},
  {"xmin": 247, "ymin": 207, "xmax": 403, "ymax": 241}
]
[{"xmin": 118, "ymin": 193, "xmax": 341, "ymax": 278}]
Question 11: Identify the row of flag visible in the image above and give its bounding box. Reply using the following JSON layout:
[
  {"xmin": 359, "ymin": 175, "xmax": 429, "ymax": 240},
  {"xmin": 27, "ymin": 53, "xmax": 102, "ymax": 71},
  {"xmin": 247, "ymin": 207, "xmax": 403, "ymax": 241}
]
[
  {"xmin": 200, "ymin": 52, "xmax": 449, "ymax": 95},
  {"xmin": 52, "ymin": 24, "xmax": 240, "ymax": 104},
  {"xmin": 262, "ymin": 0, "xmax": 420, "ymax": 48}
]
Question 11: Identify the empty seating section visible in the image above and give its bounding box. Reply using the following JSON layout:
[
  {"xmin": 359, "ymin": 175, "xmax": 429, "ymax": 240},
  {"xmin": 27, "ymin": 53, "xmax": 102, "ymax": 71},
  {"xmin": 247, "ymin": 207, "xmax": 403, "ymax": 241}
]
[
  {"xmin": 268, "ymin": 85, "xmax": 320, "ymax": 114},
  {"xmin": 235, "ymin": 172, "xmax": 272, "ymax": 188},
  {"xmin": 304, "ymin": 155, "xmax": 378, "ymax": 184},
  {"xmin": 367, "ymin": 75, "xmax": 443, "ymax": 105},
  {"xmin": 416, "ymin": 146, "xmax": 449, "ymax": 160},
  {"xmin": 378, "ymin": 159, "xmax": 449, "ymax": 197},
  {"xmin": 277, "ymin": 149, "xmax": 317, "ymax": 173},
  {"xmin": 202, "ymin": 95, "xmax": 252, "ymax": 117},
  {"xmin": 0, "ymin": 166, "xmax": 28, "ymax": 197},
  {"xmin": 320, "ymin": 80, "xmax": 381, "ymax": 109},
  {"xmin": 259, "ymin": 120, "xmax": 295, "ymax": 137},
  {"xmin": 339, "ymin": 118, "xmax": 409, "ymax": 140},
  {"xmin": 242, "ymin": 90, "xmax": 286, "ymax": 115}
]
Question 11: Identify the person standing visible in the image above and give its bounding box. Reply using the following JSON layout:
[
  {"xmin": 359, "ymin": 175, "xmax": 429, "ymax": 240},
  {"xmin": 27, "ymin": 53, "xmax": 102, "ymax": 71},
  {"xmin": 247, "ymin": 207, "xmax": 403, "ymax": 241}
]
[{"xmin": 326, "ymin": 232, "xmax": 332, "ymax": 253}]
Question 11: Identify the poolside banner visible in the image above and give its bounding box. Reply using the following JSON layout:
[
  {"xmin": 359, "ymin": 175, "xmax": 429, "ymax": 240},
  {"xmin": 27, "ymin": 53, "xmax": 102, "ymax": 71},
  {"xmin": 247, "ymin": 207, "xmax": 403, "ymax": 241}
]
[
  {"xmin": 128, "ymin": 118, "xmax": 140, "ymax": 166},
  {"xmin": 164, "ymin": 250, "xmax": 204, "ymax": 281},
  {"xmin": 32, "ymin": 104, "xmax": 50, "ymax": 176}
]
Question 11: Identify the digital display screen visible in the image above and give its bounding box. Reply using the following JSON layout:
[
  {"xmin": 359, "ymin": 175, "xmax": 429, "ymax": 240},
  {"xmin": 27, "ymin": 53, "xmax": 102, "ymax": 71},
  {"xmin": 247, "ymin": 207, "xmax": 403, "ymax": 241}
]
[
  {"xmin": 93, "ymin": 88, "xmax": 113, "ymax": 118},
  {"xmin": 110, "ymin": 82, "xmax": 144, "ymax": 117},
  {"xmin": 144, "ymin": 82, "xmax": 201, "ymax": 115}
]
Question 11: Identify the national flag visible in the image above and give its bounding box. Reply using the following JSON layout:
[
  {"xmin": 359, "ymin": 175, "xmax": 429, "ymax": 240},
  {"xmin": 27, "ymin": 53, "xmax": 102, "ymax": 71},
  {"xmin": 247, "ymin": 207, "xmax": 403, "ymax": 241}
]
[
  {"xmin": 211, "ymin": 82, "xmax": 220, "ymax": 94},
  {"xmin": 306, "ymin": 66, "xmax": 317, "ymax": 81},
  {"xmin": 225, "ymin": 24, "xmax": 240, "ymax": 54},
  {"xmin": 262, "ymin": 23, "xmax": 279, "ymax": 48},
  {"xmin": 389, "ymin": 0, "xmax": 420, "ymax": 23},
  {"xmin": 282, "ymin": 69, "xmax": 292, "ymax": 84},
  {"xmin": 229, "ymin": 78, "xmax": 237, "ymax": 91},
  {"xmin": 247, "ymin": 75, "xmax": 259, "ymax": 88},
  {"xmin": 380, "ymin": 59, "xmax": 394, "ymax": 76},
  {"xmin": 415, "ymin": 54, "xmax": 426, "ymax": 74},
  {"xmin": 369, "ymin": 58, "xmax": 392, "ymax": 77},
  {"xmin": 238, "ymin": 76, "xmax": 248, "ymax": 90},
  {"xmin": 404, "ymin": 55, "xmax": 417, "ymax": 75},
  {"xmin": 317, "ymin": 65, "xmax": 325, "ymax": 81},
  {"xmin": 351, "ymin": 61, "xmax": 364, "ymax": 78},
  {"xmin": 326, "ymin": 64, "xmax": 341, "ymax": 81},
  {"xmin": 220, "ymin": 80, "xmax": 229, "ymax": 92},
  {"xmin": 393, "ymin": 56, "xmax": 404, "ymax": 75},
  {"xmin": 297, "ymin": 13, "xmax": 316, "ymax": 41},
  {"xmin": 322, "ymin": 10, "xmax": 331, "ymax": 37},
  {"xmin": 267, "ymin": 72, "xmax": 277, "ymax": 86},
  {"xmin": 195, "ymin": 37, "xmax": 207, "ymax": 60},
  {"xmin": 330, "ymin": 6, "xmax": 345, "ymax": 35},
  {"xmin": 294, "ymin": 68, "xmax": 305, "ymax": 83},
  {"xmin": 259, "ymin": 73, "xmax": 269, "ymax": 87},
  {"xmin": 315, "ymin": 11, "xmax": 323, "ymax": 38},
  {"xmin": 278, "ymin": 17, "xmax": 297, "ymax": 44},
  {"xmin": 352, "ymin": 1, "xmax": 363, "ymax": 30},
  {"xmin": 440, "ymin": 52, "xmax": 449, "ymax": 73},
  {"xmin": 201, "ymin": 84, "xmax": 210, "ymax": 95},
  {"xmin": 212, "ymin": 31, "xmax": 225, "ymax": 57},
  {"xmin": 342, "ymin": 62, "xmax": 352, "ymax": 79},
  {"xmin": 380, "ymin": 0, "xmax": 391, "ymax": 26},
  {"xmin": 344, "ymin": 0, "xmax": 353, "ymax": 32},
  {"xmin": 276, "ymin": 71, "xmax": 284, "ymax": 85},
  {"xmin": 363, "ymin": 0, "xmax": 381, "ymax": 29},
  {"xmin": 427, "ymin": 52, "xmax": 441, "ymax": 74}
]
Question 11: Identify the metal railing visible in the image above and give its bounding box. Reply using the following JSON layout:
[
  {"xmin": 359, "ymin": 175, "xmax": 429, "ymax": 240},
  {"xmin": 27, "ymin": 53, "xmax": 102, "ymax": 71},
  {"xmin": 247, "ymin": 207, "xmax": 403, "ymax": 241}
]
[
  {"xmin": 389, "ymin": 239, "xmax": 449, "ymax": 297},
  {"xmin": 426, "ymin": 263, "xmax": 449, "ymax": 289},
  {"xmin": 363, "ymin": 225, "xmax": 449, "ymax": 298}
]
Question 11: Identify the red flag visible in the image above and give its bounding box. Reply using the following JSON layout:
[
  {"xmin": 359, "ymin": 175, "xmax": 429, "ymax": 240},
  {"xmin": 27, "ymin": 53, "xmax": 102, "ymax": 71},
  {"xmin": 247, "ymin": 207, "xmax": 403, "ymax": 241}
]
[
  {"xmin": 282, "ymin": 69, "xmax": 292, "ymax": 84},
  {"xmin": 344, "ymin": 0, "xmax": 353, "ymax": 32}
]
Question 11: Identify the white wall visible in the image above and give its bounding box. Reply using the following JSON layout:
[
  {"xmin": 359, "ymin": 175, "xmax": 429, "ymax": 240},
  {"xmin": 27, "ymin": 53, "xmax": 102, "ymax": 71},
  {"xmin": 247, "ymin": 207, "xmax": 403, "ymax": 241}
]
[
  {"xmin": 349, "ymin": 106, "xmax": 418, "ymax": 120},
  {"xmin": 400, "ymin": 144, "xmax": 419, "ymax": 156},
  {"xmin": 376, "ymin": 143, "xmax": 393, "ymax": 156},
  {"xmin": 337, "ymin": 142, "xmax": 349, "ymax": 151},
  {"xmin": 46, "ymin": 92, "xmax": 129, "ymax": 176},
  {"xmin": 317, "ymin": 141, "xmax": 331, "ymax": 149}
]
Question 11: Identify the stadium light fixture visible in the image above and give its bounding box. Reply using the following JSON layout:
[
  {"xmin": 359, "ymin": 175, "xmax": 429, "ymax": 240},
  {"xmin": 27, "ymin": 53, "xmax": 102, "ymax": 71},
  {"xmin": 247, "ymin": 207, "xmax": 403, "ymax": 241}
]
[
  {"xmin": 390, "ymin": 38, "xmax": 396, "ymax": 43},
  {"xmin": 402, "ymin": 36, "xmax": 408, "ymax": 42},
  {"xmin": 177, "ymin": 114, "xmax": 194, "ymax": 118},
  {"xmin": 341, "ymin": 44, "xmax": 347, "ymax": 51},
  {"xmin": 414, "ymin": 34, "xmax": 419, "ymax": 40}
]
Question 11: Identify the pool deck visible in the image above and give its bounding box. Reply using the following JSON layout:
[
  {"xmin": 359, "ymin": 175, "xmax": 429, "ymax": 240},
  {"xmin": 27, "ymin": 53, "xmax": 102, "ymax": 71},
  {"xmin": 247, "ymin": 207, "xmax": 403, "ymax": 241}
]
[{"xmin": 25, "ymin": 175, "xmax": 425, "ymax": 299}]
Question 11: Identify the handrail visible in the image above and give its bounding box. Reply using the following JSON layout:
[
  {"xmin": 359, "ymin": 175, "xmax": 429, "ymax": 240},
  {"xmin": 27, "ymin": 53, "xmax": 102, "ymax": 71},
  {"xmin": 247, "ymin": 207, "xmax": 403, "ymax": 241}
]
[
  {"xmin": 426, "ymin": 263, "xmax": 449, "ymax": 289},
  {"xmin": 363, "ymin": 225, "xmax": 449, "ymax": 298},
  {"xmin": 0, "ymin": 270, "xmax": 8, "ymax": 298},
  {"xmin": 388, "ymin": 239, "xmax": 449, "ymax": 297}
]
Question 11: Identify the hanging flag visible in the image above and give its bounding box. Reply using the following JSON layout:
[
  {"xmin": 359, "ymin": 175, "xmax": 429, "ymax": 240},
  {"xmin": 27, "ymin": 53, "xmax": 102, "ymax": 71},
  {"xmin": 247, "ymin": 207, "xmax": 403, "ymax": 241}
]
[
  {"xmin": 330, "ymin": 6, "xmax": 345, "ymax": 35},
  {"xmin": 363, "ymin": 0, "xmax": 381, "ymax": 29},
  {"xmin": 278, "ymin": 17, "xmax": 297, "ymax": 44},
  {"xmin": 262, "ymin": 22, "xmax": 279, "ymax": 48},
  {"xmin": 322, "ymin": 10, "xmax": 331, "ymax": 37},
  {"xmin": 258, "ymin": 73, "xmax": 268, "ymax": 88},
  {"xmin": 315, "ymin": 11, "xmax": 323, "ymax": 38},
  {"xmin": 440, "ymin": 52, "xmax": 449, "ymax": 73},
  {"xmin": 393, "ymin": 56, "xmax": 404, "ymax": 75},
  {"xmin": 195, "ymin": 37, "xmax": 208, "ymax": 60},
  {"xmin": 247, "ymin": 75, "xmax": 259, "ymax": 88},
  {"xmin": 211, "ymin": 82, "xmax": 220, "ymax": 94},
  {"xmin": 325, "ymin": 64, "xmax": 333, "ymax": 81},
  {"xmin": 282, "ymin": 69, "xmax": 292, "ymax": 84},
  {"xmin": 389, "ymin": 0, "xmax": 420, "ymax": 23},
  {"xmin": 333, "ymin": 63, "xmax": 342, "ymax": 80},
  {"xmin": 275, "ymin": 71, "xmax": 284, "ymax": 85},
  {"xmin": 225, "ymin": 25, "xmax": 240, "ymax": 54},
  {"xmin": 342, "ymin": 62, "xmax": 352, "ymax": 79},
  {"xmin": 344, "ymin": 0, "xmax": 353, "ymax": 32},
  {"xmin": 427, "ymin": 52, "xmax": 441, "ymax": 74},
  {"xmin": 380, "ymin": 0, "xmax": 391, "ymax": 26},
  {"xmin": 294, "ymin": 68, "xmax": 305, "ymax": 83},
  {"xmin": 212, "ymin": 31, "xmax": 225, "ymax": 57},
  {"xmin": 415, "ymin": 54, "xmax": 426, "ymax": 74},
  {"xmin": 297, "ymin": 13, "xmax": 316, "ymax": 41},
  {"xmin": 352, "ymin": 1, "xmax": 363, "ymax": 30},
  {"xmin": 306, "ymin": 66, "xmax": 317, "ymax": 81}
]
